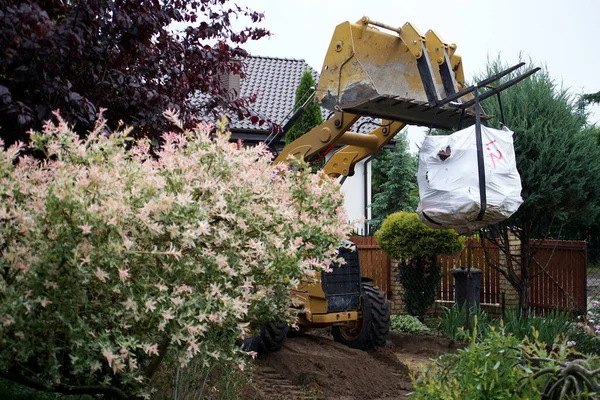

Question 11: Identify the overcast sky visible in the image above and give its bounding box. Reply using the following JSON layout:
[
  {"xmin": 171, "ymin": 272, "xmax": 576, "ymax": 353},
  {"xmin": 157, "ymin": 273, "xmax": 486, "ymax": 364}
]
[{"xmin": 230, "ymin": 0, "xmax": 600, "ymax": 152}]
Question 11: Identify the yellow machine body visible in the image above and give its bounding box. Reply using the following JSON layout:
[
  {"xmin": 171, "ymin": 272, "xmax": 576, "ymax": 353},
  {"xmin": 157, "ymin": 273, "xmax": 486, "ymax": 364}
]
[{"xmin": 274, "ymin": 17, "xmax": 484, "ymax": 329}]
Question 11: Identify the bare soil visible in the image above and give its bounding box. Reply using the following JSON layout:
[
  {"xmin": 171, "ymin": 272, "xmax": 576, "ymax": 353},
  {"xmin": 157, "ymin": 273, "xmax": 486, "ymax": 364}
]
[{"xmin": 248, "ymin": 330, "xmax": 464, "ymax": 400}]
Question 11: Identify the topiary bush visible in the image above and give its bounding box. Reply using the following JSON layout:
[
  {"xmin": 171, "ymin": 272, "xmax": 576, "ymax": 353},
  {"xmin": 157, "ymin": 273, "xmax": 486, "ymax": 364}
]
[
  {"xmin": 376, "ymin": 212, "xmax": 463, "ymax": 319},
  {"xmin": 0, "ymin": 111, "xmax": 352, "ymax": 398}
]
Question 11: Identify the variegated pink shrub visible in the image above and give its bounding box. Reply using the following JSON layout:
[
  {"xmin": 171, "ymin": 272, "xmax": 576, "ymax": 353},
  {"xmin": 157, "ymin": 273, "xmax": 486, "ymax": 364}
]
[{"xmin": 0, "ymin": 111, "xmax": 352, "ymax": 398}]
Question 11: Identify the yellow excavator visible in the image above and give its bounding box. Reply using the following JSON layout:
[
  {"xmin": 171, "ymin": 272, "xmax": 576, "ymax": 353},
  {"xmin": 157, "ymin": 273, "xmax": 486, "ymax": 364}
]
[{"xmin": 251, "ymin": 17, "xmax": 538, "ymax": 352}]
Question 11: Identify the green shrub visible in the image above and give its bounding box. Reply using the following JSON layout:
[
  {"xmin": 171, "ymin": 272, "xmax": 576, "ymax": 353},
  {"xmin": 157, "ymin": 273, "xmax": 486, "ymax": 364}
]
[
  {"xmin": 375, "ymin": 212, "xmax": 464, "ymax": 259},
  {"xmin": 376, "ymin": 212, "xmax": 463, "ymax": 320},
  {"xmin": 410, "ymin": 328, "xmax": 541, "ymax": 399},
  {"xmin": 520, "ymin": 333, "xmax": 600, "ymax": 399},
  {"xmin": 390, "ymin": 315, "xmax": 431, "ymax": 334},
  {"xmin": 412, "ymin": 328, "xmax": 600, "ymax": 400}
]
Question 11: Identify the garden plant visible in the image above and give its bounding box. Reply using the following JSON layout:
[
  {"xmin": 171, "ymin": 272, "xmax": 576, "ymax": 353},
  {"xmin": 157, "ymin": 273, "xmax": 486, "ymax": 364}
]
[
  {"xmin": 390, "ymin": 315, "xmax": 431, "ymax": 335},
  {"xmin": 520, "ymin": 333, "xmax": 600, "ymax": 399},
  {"xmin": 569, "ymin": 298, "xmax": 600, "ymax": 356},
  {"xmin": 376, "ymin": 212, "xmax": 463, "ymax": 320},
  {"xmin": 437, "ymin": 305, "xmax": 493, "ymax": 342},
  {"xmin": 438, "ymin": 305, "xmax": 571, "ymax": 347},
  {"xmin": 0, "ymin": 111, "xmax": 352, "ymax": 398},
  {"xmin": 411, "ymin": 325, "xmax": 600, "ymax": 399}
]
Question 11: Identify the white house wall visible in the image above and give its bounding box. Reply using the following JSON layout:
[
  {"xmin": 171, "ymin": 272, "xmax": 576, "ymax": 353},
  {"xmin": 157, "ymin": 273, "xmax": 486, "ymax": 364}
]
[{"xmin": 340, "ymin": 159, "xmax": 371, "ymax": 235}]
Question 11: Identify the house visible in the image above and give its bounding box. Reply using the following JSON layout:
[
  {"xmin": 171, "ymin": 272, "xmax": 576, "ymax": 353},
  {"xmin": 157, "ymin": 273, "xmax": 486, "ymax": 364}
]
[{"xmin": 220, "ymin": 55, "xmax": 393, "ymax": 234}]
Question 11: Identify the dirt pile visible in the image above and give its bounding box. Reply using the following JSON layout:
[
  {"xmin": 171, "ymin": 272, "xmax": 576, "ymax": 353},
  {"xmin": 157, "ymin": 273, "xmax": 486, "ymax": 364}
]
[{"xmin": 250, "ymin": 330, "xmax": 462, "ymax": 400}]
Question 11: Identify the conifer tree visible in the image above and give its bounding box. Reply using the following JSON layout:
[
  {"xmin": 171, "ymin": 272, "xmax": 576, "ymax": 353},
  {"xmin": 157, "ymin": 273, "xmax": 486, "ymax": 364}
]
[
  {"xmin": 478, "ymin": 58, "xmax": 600, "ymax": 312},
  {"xmin": 370, "ymin": 132, "xmax": 418, "ymax": 229},
  {"xmin": 285, "ymin": 70, "xmax": 323, "ymax": 144}
]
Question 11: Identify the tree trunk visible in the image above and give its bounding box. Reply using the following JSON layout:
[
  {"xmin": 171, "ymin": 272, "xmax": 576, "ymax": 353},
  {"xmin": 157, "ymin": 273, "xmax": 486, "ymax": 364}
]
[{"xmin": 519, "ymin": 223, "xmax": 531, "ymax": 313}]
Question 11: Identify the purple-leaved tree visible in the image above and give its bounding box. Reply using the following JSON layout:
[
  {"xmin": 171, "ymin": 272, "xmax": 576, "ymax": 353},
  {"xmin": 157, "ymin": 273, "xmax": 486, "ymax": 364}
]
[{"xmin": 0, "ymin": 0, "xmax": 270, "ymax": 144}]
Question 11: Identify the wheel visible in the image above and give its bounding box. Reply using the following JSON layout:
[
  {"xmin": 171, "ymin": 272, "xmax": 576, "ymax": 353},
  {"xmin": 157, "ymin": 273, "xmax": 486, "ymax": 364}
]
[
  {"xmin": 331, "ymin": 284, "xmax": 390, "ymax": 350},
  {"xmin": 240, "ymin": 318, "xmax": 289, "ymax": 354},
  {"xmin": 258, "ymin": 318, "xmax": 289, "ymax": 353}
]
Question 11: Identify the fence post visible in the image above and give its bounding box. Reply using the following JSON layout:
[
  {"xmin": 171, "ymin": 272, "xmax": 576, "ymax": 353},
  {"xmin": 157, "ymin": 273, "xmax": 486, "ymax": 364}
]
[
  {"xmin": 498, "ymin": 231, "xmax": 521, "ymax": 309},
  {"xmin": 465, "ymin": 237, "xmax": 473, "ymax": 332},
  {"xmin": 389, "ymin": 260, "xmax": 404, "ymax": 314}
]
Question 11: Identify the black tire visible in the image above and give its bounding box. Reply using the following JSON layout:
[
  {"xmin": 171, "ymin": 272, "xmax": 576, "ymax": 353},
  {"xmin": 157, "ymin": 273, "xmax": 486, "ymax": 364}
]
[
  {"xmin": 240, "ymin": 319, "xmax": 289, "ymax": 354},
  {"xmin": 239, "ymin": 335, "xmax": 262, "ymax": 353},
  {"xmin": 258, "ymin": 318, "xmax": 289, "ymax": 353},
  {"xmin": 331, "ymin": 284, "xmax": 391, "ymax": 350}
]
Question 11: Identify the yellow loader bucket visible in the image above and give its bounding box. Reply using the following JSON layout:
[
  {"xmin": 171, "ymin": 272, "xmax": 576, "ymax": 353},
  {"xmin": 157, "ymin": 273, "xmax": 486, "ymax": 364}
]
[{"xmin": 316, "ymin": 17, "xmax": 485, "ymax": 130}]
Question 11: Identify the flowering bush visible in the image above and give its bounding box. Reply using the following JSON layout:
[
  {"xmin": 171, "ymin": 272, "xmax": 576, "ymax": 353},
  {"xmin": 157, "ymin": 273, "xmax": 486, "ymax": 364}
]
[
  {"xmin": 569, "ymin": 298, "xmax": 600, "ymax": 355},
  {"xmin": 0, "ymin": 111, "xmax": 352, "ymax": 398}
]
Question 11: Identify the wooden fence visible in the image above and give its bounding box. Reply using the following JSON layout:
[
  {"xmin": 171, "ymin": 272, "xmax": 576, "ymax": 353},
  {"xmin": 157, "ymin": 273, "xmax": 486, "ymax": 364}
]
[
  {"xmin": 438, "ymin": 239, "xmax": 501, "ymax": 305},
  {"xmin": 530, "ymin": 240, "xmax": 587, "ymax": 314},
  {"xmin": 350, "ymin": 236, "xmax": 587, "ymax": 314},
  {"xmin": 349, "ymin": 236, "xmax": 391, "ymax": 297}
]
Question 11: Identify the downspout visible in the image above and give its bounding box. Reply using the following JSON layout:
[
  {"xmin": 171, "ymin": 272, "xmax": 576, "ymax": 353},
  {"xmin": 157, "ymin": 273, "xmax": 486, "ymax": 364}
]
[{"xmin": 364, "ymin": 155, "xmax": 376, "ymax": 235}]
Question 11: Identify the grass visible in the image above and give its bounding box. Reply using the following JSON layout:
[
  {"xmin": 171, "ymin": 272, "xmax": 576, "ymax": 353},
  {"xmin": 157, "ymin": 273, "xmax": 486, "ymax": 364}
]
[{"xmin": 587, "ymin": 263, "xmax": 600, "ymax": 272}]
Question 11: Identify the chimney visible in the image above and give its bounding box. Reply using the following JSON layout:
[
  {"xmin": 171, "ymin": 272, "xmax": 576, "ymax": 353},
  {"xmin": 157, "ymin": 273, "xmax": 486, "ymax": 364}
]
[{"xmin": 219, "ymin": 61, "xmax": 241, "ymax": 100}]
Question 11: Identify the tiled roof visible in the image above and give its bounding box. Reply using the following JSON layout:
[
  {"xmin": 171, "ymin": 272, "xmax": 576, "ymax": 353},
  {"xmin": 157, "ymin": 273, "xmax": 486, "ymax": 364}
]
[
  {"xmin": 206, "ymin": 55, "xmax": 392, "ymax": 150},
  {"xmin": 229, "ymin": 56, "xmax": 318, "ymax": 131}
]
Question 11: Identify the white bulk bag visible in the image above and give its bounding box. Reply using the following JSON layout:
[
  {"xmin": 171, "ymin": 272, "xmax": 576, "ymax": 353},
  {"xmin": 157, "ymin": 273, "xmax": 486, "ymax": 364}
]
[{"xmin": 416, "ymin": 124, "xmax": 523, "ymax": 234}]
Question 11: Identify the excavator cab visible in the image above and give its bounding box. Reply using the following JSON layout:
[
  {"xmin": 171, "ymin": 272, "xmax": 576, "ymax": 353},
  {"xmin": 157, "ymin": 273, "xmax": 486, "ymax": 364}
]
[{"xmin": 255, "ymin": 17, "xmax": 538, "ymax": 353}]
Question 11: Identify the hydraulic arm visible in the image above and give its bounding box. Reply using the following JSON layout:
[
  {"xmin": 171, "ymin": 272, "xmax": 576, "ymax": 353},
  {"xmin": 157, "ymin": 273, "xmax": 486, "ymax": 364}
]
[{"xmin": 274, "ymin": 17, "xmax": 482, "ymax": 178}]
